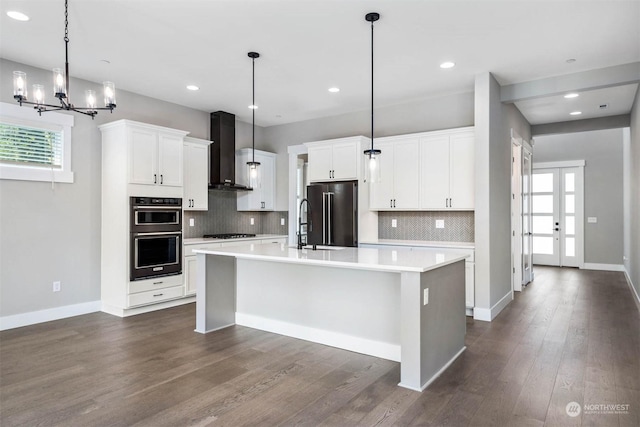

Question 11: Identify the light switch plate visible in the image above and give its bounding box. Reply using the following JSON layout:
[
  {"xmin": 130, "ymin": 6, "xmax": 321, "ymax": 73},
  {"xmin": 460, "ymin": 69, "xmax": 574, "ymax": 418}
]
[
  {"xmin": 587, "ymin": 217, "xmax": 597, "ymax": 223},
  {"xmin": 280, "ymin": 218, "xmax": 285, "ymax": 226},
  {"xmin": 436, "ymin": 219, "xmax": 445, "ymax": 229},
  {"xmin": 423, "ymin": 288, "xmax": 429, "ymax": 305},
  {"xmin": 391, "ymin": 219, "xmax": 397, "ymax": 228},
  {"xmin": 189, "ymin": 218, "xmax": 195, "ymax": 227},
  {"xmin": 250, "ymin": 217, "xmax": 255, "ymax": 225}
]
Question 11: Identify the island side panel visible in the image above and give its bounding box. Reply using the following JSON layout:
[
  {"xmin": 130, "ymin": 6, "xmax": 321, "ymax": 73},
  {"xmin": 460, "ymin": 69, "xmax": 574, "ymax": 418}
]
[
  {"xmin": 235, "ymin": 258, "xmax": 402, "ymax": 361},
  {"xmin": 195, "ymin": 253, "xmax": 236, "ymax": 333},
  {"xmin": 420, "ymin": 260, "xmax": 466, "ymax": 388}
]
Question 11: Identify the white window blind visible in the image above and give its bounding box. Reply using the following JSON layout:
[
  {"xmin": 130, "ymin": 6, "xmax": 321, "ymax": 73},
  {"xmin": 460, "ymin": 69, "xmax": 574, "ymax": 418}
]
[{"xmin": 0, "ymin": 122, "xmax": 63, "ymax": 168}]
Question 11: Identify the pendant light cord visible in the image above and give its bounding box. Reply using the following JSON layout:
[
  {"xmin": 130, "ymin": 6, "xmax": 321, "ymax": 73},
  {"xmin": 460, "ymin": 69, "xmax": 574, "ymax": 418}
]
[
  {"xmin": 252, "ymin": 55, "xmax": 255, "ymax": 163},
  {"xmin": 370, "ymin": 18, "xmax": 374, "ymax": 151},
  {"xmin": 64, "ymin": 0, "xmax": 70, "ymax": 103}
]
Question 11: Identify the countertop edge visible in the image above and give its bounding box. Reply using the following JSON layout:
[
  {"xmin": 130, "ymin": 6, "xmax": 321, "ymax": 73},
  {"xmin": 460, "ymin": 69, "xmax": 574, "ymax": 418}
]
[{"xmin": 360, "ymin": 239, "xmax": 475, "ymax": 250}]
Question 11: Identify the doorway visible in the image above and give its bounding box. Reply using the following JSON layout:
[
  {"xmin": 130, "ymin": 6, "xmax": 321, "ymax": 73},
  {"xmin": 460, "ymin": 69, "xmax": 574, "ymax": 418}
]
[
  {"xmin": 532, "ymin": 161, "xmax": 584, "ymax": 267},
  {"xmin": 511, "ymin": 132, "xmax": 534, "ymax": 292}
]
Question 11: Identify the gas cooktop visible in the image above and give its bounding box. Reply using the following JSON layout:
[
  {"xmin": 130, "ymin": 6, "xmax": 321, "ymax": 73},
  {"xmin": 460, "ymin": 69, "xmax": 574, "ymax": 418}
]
[{"xmin": 202, "ymin": 233, "xmax": 257, "ymax": 239}]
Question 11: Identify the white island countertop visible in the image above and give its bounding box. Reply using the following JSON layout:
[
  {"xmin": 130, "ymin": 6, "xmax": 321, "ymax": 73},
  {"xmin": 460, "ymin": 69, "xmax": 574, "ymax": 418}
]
[
  {"xmin": 194, "ymin": 243, "xmax": 468, "ymax": 273},
  {"xmin": 360, "ymin": 239, "xmax": 475, "ymax": 250}
]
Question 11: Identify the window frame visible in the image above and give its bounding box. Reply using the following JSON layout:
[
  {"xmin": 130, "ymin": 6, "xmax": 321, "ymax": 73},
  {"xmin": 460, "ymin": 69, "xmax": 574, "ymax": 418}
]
[{"xmin": 0, "ymin": 102, "xmax": 74, "ymax": 183}]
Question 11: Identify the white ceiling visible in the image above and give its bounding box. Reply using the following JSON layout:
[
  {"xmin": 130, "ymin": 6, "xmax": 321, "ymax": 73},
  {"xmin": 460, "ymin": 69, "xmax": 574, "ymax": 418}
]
[{"xmin": 1, "ymin": 0, "xmax": 639, "ymax": 127}]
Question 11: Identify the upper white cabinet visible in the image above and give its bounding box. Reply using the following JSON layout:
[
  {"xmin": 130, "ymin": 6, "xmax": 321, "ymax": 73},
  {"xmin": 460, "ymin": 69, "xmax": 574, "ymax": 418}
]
[
  {"xmin": 183, "ymin": 136, "xmax": 212, "ymax": 211},
  {"xmin": 306, "ymin": 137, "xmax": 363, "ymax": 182},
  {"xmin": 235, "ymin": 148, "xmax": 277, "ymax": 211},
  {"xmin": 100, "ymin": 120, "xmax": 188, "ymax": 198},
  {"xmin": 369, "ymin": 137, "xmax": 420, "ymax": 210},
  {"xmin": 420, "ymin": 129, "xmax": 474, "ymax": 210}
]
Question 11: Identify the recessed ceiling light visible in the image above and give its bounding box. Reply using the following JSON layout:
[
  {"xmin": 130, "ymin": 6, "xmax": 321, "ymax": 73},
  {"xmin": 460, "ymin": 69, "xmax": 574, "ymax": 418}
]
[
  {"xmin": 248, "ymin": 105, "xmax": 258, "ymax": 110},
  {"xmin": 328, "ymin": 87, "xmax": 340, "ymax": 93},
  {"xmin": 7, "ymin": 11, "xmax": 29, "ymax": 21},
  {"xmin": 440, "ymin": 62, "xmax": 455, "ymax": 69},
  {"xmin": 570, "ymin": 111, "xmax": 582, "ymax": 116},
  {"xmin": 564, "ymin": 93, "xmax": 579, "ymax": 99},
  {"xmin": 186, "ymin": 85, "xmax": 199, "ymax": 91}
]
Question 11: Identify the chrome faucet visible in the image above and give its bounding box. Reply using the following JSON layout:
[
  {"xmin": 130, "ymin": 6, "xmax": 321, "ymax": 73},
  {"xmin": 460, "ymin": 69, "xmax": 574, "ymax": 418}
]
[{"xmin": 297, "ymin": 198, "xmax": 312, "ymax": 250}]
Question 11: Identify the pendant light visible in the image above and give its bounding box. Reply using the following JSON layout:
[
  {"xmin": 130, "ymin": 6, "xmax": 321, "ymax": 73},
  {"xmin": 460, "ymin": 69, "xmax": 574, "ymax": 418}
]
[
  {"xmin": 246, "ymin": 52, "xmax": 261, "ymax": 190},
  {"xmin": 12, "ymin": 0, "xmax": 116, "ymax": 119},
  {"xmin": 364, "ymin": 12, "xmax": 381, "ymax": 183}
]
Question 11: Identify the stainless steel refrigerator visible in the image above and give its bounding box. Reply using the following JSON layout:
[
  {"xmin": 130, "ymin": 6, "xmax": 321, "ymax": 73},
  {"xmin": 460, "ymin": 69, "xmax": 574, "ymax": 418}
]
[{"xmin": 306, "ymin": 180, "xmax": 358, "ymax": 247}]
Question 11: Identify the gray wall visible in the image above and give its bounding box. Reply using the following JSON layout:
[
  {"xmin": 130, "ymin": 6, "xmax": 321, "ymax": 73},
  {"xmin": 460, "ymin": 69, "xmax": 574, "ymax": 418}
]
[
  {"xmin": 475, "ymin": 72, "xmax": 532, "ymax": 313},
  {"xmin": 0, "ymin": 58, "xmax": 210, "ymax": 317},
  {"xmin": 628, "ymin": 89, "xmax": 640, "ymax": 300},
  {"xmin": 263, "ymin": 91, "xmax": 475, "ymax": 210},
  {"xmin": 533, "ymin": 129, "xmax": 624, "ymax": 265}
]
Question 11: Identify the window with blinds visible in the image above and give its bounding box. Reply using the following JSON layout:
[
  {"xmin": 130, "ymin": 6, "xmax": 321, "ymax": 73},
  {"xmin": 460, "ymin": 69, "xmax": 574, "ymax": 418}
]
[
  {"xmin": 0, "ymin": 102, "xmax": 74, "ymax": 183},
  {"xmin": 0, "ymin": 122, "xmax": 63, "ymax": 168}
]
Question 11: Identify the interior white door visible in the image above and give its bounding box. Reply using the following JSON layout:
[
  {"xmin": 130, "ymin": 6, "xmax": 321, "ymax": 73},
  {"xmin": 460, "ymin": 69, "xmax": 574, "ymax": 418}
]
[
  {"xmin": 522, "ymin": 148, "xmax": 533, "ymax": 284},
  {"xmin": 512, "ymin": 143, "xmax": 523, "ymax": 292}
]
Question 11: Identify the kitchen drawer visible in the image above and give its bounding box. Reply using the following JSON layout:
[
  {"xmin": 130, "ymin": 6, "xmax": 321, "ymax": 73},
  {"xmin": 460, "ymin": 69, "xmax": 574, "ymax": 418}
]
[
  {"xmin": 127, "ymin": 285, "xmax": 184, "ymax": 307},
  {"xmin": 184, "ymin": 242, "xmax": 222, "ymax": 256},
  {"xmin": 128, "ymin": 274, "xmax": 183, "ymax": 294}
]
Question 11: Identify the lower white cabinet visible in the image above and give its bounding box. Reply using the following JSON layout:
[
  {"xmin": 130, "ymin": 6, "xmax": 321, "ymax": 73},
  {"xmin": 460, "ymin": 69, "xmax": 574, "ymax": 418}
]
[{"xmin": 126, "ymin": 274, "xmax": 184, "ymax": 308}]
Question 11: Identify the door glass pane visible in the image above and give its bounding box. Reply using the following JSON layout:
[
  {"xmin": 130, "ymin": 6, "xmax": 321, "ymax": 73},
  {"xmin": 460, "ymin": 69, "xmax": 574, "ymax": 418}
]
[
  {"xmin": 565, "ymin": 173, "xmax": 575, "ymax": 192},
  {"xmin": 533, "ymin": 195, "xmax": 554, "ymax": 213},
  {"xmin": 532, "ymin": 216, "xmax": 553, "ymax": 234},
  {"xmin": 565, "ymin": 216, "xmax": 575, "ymax": 235},
  {"xmin": 533, "ymin": 173, "xmax": 554, "ymax": 192},
  {"xmin": 565, "ymin": 194, "xmax": 575, "ymax": 214},
  {"xmin": 565, "ymin": 237, "xmax": 575, "ymax": 257},
  {"xmin": 533, "ymin": 236, "xmax": 554, "ymax": 255}
]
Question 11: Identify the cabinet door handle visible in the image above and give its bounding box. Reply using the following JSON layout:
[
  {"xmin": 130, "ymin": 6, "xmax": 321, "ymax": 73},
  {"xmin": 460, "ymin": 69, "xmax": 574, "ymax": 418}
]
[
  {"xmin": 153, "ymin": 293, "xmax": 164, "ymax": 297},
  {"xmin": 154, "ymin": 174, "xmax": 157, "ymax": 184},
  {"xmin": 393, "ymin": 199, "xmax": 396, "ymax": 208},
  {"xmin": 446, "ymin": 198, "xmax": 449, "ymax": 208},
  {"xmin": 390, "ymin": 199, "xmax": 393, "ymax": 208},
  {"xmin": 153, "ymin": 281, "xmax": 163, "ymax": 285},
  {"xmin": 449, "ymin": 198, "xmax": 452, "ymax": 208},
  {"xmin": 160, "ymin": 174, "xmax": 163, "ymax": 184}
]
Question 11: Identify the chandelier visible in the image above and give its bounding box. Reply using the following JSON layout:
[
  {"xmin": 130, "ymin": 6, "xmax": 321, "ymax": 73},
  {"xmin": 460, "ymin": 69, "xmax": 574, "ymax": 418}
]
[{"xmin": 12, "ymin": 0, "xmax": 117, "ymax": 119}]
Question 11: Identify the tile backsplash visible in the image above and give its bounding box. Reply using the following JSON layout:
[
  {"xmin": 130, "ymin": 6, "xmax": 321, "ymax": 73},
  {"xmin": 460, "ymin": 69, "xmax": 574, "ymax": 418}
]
[
  {"xmin": 183, "ymin": 191, "xmax": 288, "ymax": 238},
  {"xmin": 378, "ymin": 211, "xmax": 474, "ymax": 242}
]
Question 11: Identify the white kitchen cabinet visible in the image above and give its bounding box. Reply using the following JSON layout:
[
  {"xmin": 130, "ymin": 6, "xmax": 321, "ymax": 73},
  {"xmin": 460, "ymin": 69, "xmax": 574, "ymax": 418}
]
[
  {"xmin": 306, "ymin": 137, "xmax": 362, "ymax": 182},
  {"xmin": 183, "ymin": 136, "xmax": 212, "ymax": 211},
  {"xmin": 369, "ymin": 137, "xmax": 420, "ymax": 210},
  {"xmin": 235, "ymin": 148, "xmax": 277, "ymax": 211},
  {"xmin": 125, "ymin": 122, "xmax": 186, "ymax": 189},
  {"xmin": 419, "ymin": 129, "xmax": 474, "ymax": 210}
]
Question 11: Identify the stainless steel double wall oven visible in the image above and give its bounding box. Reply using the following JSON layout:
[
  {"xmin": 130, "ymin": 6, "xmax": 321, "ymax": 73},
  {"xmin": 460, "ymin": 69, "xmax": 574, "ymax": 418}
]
[{"xmin": 130, "ymin": 197, "xmax": 182, "ymax": 281}]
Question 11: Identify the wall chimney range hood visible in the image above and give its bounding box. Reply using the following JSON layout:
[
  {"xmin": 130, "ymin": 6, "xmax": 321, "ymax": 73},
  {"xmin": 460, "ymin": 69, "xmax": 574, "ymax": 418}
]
[{"xmin": 209, "ymin": 111, "xmax": 251, "ymax": 191}]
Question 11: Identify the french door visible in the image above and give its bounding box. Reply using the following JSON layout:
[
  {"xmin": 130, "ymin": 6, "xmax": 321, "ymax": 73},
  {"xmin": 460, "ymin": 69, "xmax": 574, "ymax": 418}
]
[{"xmin": 532, "ymin": 164, "xmax": 583, "ymax": 267}]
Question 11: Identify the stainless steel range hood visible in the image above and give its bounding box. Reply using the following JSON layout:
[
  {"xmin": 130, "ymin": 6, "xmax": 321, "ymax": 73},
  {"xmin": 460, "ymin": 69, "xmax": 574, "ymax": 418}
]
[{"xmin": 209, "ymin": 111, "xmax": 251, "ymax": 191}]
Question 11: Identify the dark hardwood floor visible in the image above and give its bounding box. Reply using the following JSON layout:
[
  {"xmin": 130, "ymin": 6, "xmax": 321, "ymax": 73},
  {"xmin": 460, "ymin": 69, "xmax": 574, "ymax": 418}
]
[{"xmin": 1, "ymin": 266, "xmax": 639, "ymax": 426}]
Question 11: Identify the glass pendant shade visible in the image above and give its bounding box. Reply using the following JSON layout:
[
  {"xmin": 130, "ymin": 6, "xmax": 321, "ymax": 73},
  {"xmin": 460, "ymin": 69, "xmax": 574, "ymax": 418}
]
[
  {"xmin": 364, "ymin": 150, "xmax": 382, "ymax": 183},
  {"xmin": 247, "ymin": 161, "xmax": 261, "ymax": 189},
  {"xmin": 103, "ymin": 81, "xmax": 116, "ymax": 108},
  {"xmin": 53, "ymin": 68, "xmax": 66, "ymax": 98},
  {"xmin": 13, "ymin": 71, "xmax": 27, "ymax": 99},
  {"xmin": 85, "ymin": 89, "xmax": 96, "ymax": 111},
  {"xmin": 33, "ymin": 84, "xmax": 45, "ymax": 105}
]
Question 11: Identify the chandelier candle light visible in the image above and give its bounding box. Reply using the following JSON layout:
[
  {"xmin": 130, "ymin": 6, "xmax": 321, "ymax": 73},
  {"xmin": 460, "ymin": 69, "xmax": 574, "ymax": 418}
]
[
  {"xmin": 364, "ymin": 12, "xmax": 382, "ymax": 183},
  {"xmin": 12, "ymin": 0, "xmax": 116, "ymax": 118},
  {"xmin": 246, "ymin": 51, "xmax": 261, "ymax": 190}
]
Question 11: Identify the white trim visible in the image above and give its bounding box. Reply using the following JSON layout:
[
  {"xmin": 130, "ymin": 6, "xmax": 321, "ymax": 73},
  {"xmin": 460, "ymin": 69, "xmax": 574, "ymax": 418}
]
[
  {"xmin": 583, "ymin": 263, "xmax": 625, "ymax": 272},
  {"xmin": 0, "ymin": 300, "xmax": 100, "ymax": 331},
  {"xmin": 236, "ymin": 312, "xmax": 401, "ymax": 362},
  {"xmin": 533, "ymin": 160, "xmax": 585, "ymax": 169},
  {"xmin": 473, "ymin": 291, "xmax": 513, "ymax": 322},
  {"xmin": 101, "ymin": 297, "xmax": 195, "ymax": 317},
  {"xmin": 624, "ymin": 268, "xmax": 640, "ymax": 312},
  {"xmin": 398, "ymin": 346, "xmax": 466, "ymax": 392}
]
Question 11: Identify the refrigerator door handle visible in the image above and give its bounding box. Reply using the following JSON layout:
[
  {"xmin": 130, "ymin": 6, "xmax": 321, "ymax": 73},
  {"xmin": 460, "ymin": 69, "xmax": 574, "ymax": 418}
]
[
  {"xmin": 327, "ymin": 192, "xmax": 333, "ymax": 245},
  {"xmin": 322, "ymin": 192, "xmax": 327, "ymax": 245}
]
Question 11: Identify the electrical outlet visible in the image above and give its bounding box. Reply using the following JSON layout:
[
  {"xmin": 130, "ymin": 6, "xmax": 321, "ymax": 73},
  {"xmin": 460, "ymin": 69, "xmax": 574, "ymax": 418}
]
[
  {"xmin": 280, "ymin": 218, "xmax": 285, "ymax": 226},
  {"xmin": 53, "ymin": 281, "xmax": 61, "ymax": 292},
  {"xmin": 587, "ymin": 217, "xmax": 597, "ymax": 223},
  {"xmin": 423, "ymin": 288, "xmax": 429, "ymax": 305},
  {"xmin": 189, "ymin": 218, "xmax": 195, "ymax": 227},
  {"xmin": 250, "ymin": 217, "xmax": 255, "ymax": 225},
  {"xmin": 436, "ymin": 219, "xmax": 445, "ymax": 229},
  {"xmin": 391, "ymin": 219, "xmax": 397, "ymax": 228}
]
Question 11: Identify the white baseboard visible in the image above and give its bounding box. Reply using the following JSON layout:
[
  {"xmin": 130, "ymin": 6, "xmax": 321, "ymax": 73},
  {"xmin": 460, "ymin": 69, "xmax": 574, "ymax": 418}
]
[
  {"xmin": 624, "ymin": 268, "xmax": 640, "ymax": 312},
  {"xmin": 101, "ymin": 296, "xmax": 195, "ymax": 318},
  {"xmin": 473, "ymin": 291, "xmax": 513, "ymax": 322},
  {"xmin": 583, "ymin": 263, "xmax": 625, "ymax": 272},
  {"xmin": 414, "ymin": 346, "xmax": 466, "ymax": 392},
  {"xmin": 236, "ymin": 312, "xmax": 401, "ymax": 362},
  {"xmin": 0, "ymin": 300, "xmax": 101, "ymax": 331}
]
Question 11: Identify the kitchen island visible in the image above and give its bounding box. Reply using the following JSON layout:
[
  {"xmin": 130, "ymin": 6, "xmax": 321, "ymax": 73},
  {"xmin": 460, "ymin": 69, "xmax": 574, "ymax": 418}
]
[{"xmin": 194, "ymin": 243, "xmax": 468, "ymax": 391}]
